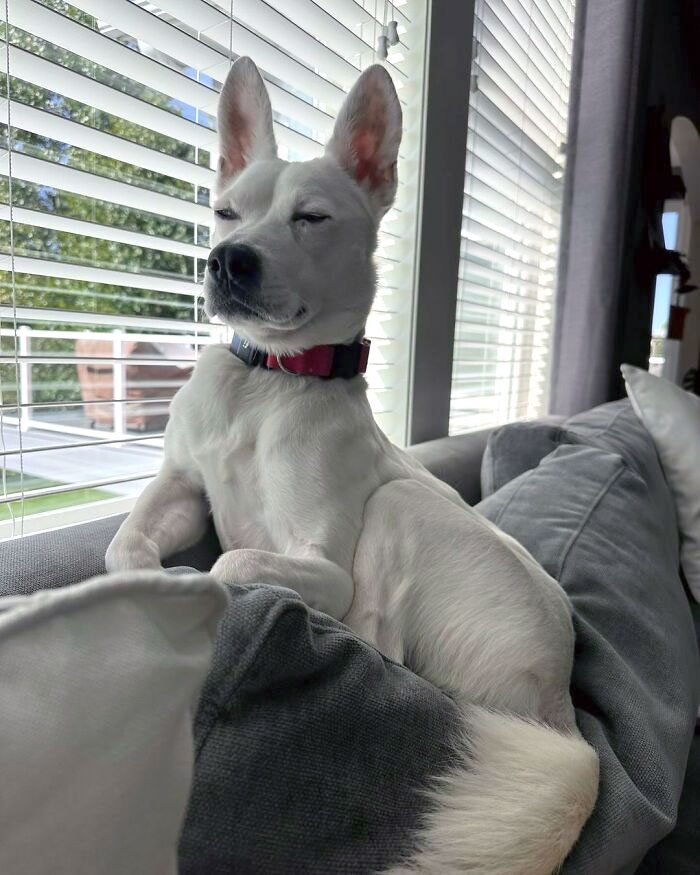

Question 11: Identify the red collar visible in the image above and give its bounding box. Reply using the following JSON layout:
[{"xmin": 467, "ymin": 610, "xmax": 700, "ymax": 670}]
[{"xmin": 230, "ymin": 333, "xmax": 370, "ymax": 379}]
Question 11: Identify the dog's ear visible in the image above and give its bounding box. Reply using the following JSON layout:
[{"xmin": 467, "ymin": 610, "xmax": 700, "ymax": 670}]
[
  {"xmin": 217, "ymin": 57, "xmax": 277, "ymax": 185},
  {"xmin": 325, "ymin": 64, "xmax": 402, "ymax": 216}
]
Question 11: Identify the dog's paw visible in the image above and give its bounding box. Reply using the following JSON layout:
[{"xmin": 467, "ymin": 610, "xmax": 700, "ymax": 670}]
[
  {"xmin": 210, "ymin": 549, "xmax": 354, "ymax": 620},
  {"xmin": 209, "ymin": 549, "xmax": 249, "ymax": 584},
  {"xmin": 105, "ymin": 531, "xmax": 161, "ymax": 572}
]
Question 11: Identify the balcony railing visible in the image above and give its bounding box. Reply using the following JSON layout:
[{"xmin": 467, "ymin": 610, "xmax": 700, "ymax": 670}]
[
  {"xmin": 1, "ymin": 323, "xmax": 221, "ymax": 440},
  {"xmin": 0, "ymin": 320, "xmax": 224, "ymax": 538}
]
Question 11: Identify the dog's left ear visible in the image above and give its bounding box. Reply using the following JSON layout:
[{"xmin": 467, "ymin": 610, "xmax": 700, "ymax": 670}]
[
  {"xmin": 325, "ymin": 64, "xmax": 402, "ymax": 217},
  {"xmin": 217, "ymin": 56, "xmax": 277, "ymax": 187}
]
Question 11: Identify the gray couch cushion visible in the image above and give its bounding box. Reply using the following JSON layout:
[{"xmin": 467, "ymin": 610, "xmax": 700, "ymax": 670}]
[
  {"xmin": 477, "ymin": 426, "xmax": 700, "ymax": 874},
  {"xmin": 635, "ymin": 598, "xmax": 700, "ymax": 875},
  {"xmin": 481, "ymin": 419, "xmax": 563, "ymax": 498},
  {"xmin": 178, "ymin": 583, "xmax": 462, "ymax": 874},
  {"xmin": 481, "ymin": 400, "xmax": 677, "ymax": 515},
  {"xmin": 0, "ymin": 514, "xmax": 222, "ymax": 598},
  {"xmin": 635, "ymin": 731, "xmax": 700, "ymax": 875}
]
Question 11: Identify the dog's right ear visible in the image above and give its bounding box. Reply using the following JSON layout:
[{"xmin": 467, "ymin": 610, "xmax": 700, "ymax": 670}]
[
  {"xmin": 217, "ymin": 57, "xmax": 277, "ymax": 187},
  {"xmin": 325, "ymin": 64, "xmax": 402, "ymax": 217}
]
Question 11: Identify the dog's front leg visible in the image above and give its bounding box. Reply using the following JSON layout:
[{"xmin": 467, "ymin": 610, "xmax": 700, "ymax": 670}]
[
  {"xmin": 106, "ymin": 468, "xmax": 209, "ymax": 572},
  {"xmin": 211, "ymin": 548, "xmax": 354, "ymax": 620}
]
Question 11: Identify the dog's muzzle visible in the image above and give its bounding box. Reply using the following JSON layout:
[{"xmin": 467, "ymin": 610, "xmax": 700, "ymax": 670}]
[{"xmin": 206, "ymin": 243, "xmax": 263, "ymax": 314}]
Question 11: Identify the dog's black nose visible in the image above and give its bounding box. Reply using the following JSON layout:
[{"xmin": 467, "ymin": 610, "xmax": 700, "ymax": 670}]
[{"xmin": 207, "ymin": 243, "xmax": 262, "ymax": 294}]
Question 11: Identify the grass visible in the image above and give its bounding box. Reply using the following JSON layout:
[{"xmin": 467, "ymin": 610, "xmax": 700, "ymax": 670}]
[{"xmin": 0, "ymin": 469, "xmax": 117, "ymax": 522}]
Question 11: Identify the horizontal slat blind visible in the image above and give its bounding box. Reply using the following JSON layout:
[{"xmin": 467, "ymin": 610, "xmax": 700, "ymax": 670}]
[
  {"xmin": 0, "ymin": 0, "xmax": 426, "ymax": 538},
  {"xmin": 449, "ymin": 0, "xmax": 576, "ymax": 434}
]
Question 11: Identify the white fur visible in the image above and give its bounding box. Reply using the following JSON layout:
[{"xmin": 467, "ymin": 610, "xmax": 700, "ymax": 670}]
[
  {"xmin": 106, "ymin": 58, "xmax": 598, "ymax": 873},
  {"xmin": 216, "ymin": 57, "xmax": 277, "ymax": 178},
  {"xmin": 384, "ymin": 709, "xmax": 599, "ymax": 875}
]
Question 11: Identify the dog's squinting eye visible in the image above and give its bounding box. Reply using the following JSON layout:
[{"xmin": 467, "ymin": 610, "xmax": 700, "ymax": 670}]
[
  {"xmin": 214, "ymin": 208, "xmax": 240, "ymax": 221},
  {"xmin": 292, "ymin": 212, "xmax": 330, "ymax": 224}
]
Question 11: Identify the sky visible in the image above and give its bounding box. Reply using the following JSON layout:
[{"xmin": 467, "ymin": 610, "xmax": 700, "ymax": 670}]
[{"xmin": 651, "ymin": 211, "xmax": 680, "ymax": 337}]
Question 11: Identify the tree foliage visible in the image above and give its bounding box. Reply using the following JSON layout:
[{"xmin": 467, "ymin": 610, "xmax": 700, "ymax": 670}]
[{"xmin": 0, "ymin": 1, "xmax": 211, "ymax": 405}]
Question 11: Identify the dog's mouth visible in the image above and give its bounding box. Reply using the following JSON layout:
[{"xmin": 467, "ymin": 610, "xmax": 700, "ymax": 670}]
[
  {"xmin": 235, "ymin": 297, "xmax": 308, "ymax": 327},
  {"xmin": 205, "ymin": 281, "xmax": 310, "ymax": 329},
  {"xmin": 230, "ymin": 293, "xmax": 309, "ymax": 326}
]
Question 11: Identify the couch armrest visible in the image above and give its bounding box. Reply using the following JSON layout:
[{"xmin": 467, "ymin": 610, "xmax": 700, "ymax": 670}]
[{"xmin": 0, "ymin": 515, "xmax": 222, "ymax": 598}]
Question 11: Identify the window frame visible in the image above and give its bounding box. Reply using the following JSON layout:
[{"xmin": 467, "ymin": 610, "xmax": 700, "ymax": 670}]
[{"xmin": 406, "ymin": 0, "xmax": 476, "ymax": 445}]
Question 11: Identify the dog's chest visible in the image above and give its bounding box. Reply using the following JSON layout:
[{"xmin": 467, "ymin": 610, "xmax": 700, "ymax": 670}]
[
  {"xmin": 203, "ymin": 431, "xmax": 271, "ymax": 552},
  {"xmin": 182, "ymin": 358, "xmax": 294, "ymax": 551},
  {"xmin": 172, "ymin": 346, "xmax": 386, "ymax": 559}
]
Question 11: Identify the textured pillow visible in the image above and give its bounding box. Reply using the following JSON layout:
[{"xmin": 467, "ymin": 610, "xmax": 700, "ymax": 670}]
[
  {"xmin": 622, "ymin": 363, "xmax": 700, "ymax": 601},
  {"xmin": 477, "ymin": 442, "xmax": 700, "ymax": 875},
  {"xmin": 179, "ymin": 582, "xmax": 463, "ymax": 874},
  {"xmin": 481, "ymin": 398, "xmax": 673, "ymax": 502},
  {"xmin": 0, "ymin": 571, "xmax": 228, "ymax": 875},
  {"xmin": 480, "ymin": 419, "xmax": 562, "ymax": 497}
]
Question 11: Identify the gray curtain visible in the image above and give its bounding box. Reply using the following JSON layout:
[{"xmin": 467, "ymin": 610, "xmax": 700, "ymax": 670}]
[{"xmin": 550, "ymin": 0, "xmax": 652, "ymax": 416}]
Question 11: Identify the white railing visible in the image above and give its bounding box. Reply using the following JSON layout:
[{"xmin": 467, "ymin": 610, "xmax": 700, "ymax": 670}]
[{"xmin": 0, "ymin": 324, "xmax": 222, "ymax": 442}]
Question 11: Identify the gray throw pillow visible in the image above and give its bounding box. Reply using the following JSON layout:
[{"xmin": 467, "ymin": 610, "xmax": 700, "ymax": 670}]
[
  {"xmin": 481, "ymin": 400, "xmax": 677, "ymax": 519},
  {"xmin": 477, "ymin": 440, "xmax": 700, "ymax": 875},
  {"xmin": 178, "ymin": 583, "xmax": 463, "ymax": 874},
  {"xmin": 480, "ymin": 419, "xmax": 563, "ymax": 497}
]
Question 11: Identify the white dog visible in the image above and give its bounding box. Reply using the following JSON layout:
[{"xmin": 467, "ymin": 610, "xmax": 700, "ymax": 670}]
[{"xmin": 107, "ymin": 58, "xmax": 598, "ymax": 874}]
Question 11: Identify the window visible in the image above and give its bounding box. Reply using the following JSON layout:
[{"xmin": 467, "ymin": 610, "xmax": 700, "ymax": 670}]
[
  {"xmin": 449, "ymin": 0, "xmax": 577, "ymax": 434},
  {"xmin": 0, "ymin": 0, "xmax": 427, "ymax": 538},
  {"xmin": 649, "ymin": 207, "xmax": 681, "ymax": 378}
]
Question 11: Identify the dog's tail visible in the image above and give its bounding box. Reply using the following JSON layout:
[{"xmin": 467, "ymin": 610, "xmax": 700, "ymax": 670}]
[{"xmin": 385, "ymin": 706, "xmax": 599, "ymax": 875}]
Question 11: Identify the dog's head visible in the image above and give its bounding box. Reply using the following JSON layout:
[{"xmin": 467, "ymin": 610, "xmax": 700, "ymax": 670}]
[{"xmin": 204, "ymin": 57, "xmax": 402, "ymax": 353}]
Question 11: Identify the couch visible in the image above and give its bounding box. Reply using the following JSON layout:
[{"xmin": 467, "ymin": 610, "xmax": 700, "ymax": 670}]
[{"xmin": 1, "ymin": 399, "xmax": 698, "ymax": 873}]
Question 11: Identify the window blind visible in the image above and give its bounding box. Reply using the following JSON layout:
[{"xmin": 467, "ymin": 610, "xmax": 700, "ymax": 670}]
[
  {"xmin": 449, "ymin": 0, "xmax": 576, "ymax": 434},
  {"xmin": 0, "ymin": 0, "xmax": 426, "ymax": 538}
]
